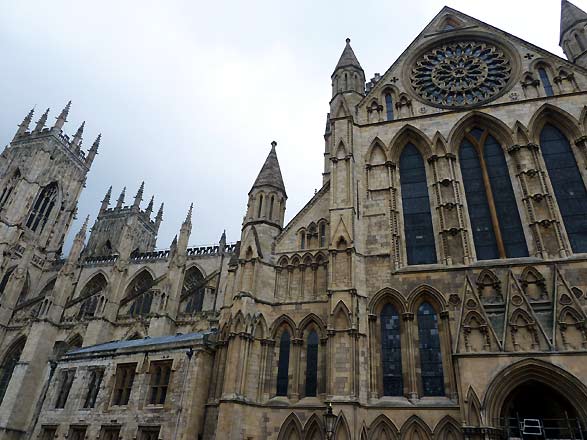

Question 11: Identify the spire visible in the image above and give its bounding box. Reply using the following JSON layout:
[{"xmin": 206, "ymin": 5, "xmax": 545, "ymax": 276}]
[
  {"xmin": 561, "ymin": 0, "xmax": 587, "ymax": 42},
  {"xmin": 133, "ymin": 181, "xmax": 144, "ymax": 209},
  {"xmin": 334, "ymin": 38, "xmax": 363, "ymax": 72},
  {"xmin": 71, "ymin": 121, "xmax": 85, "ymax": 150},
  {"xmin": 14, "ymin": 108, "xmax": 34, "ymax": 140},
  {"xmin": 53, "ymin": 100, "xmax": 71, "ymax": 130},
  {"xmin": 145, "ymin": 196, "xmax": 154, "ymax": 217},
  {"xmin": 33, "ymin": 108, "xmax": 50, "ymax": 133},
  {"xmin": 86, "ymin": 134, "xmax": 100, "ymax": 167},
  {"xmin": 155, "ymin": 203, "xmax": 164, "ymax": 229},
  {"xmin": 77, "ymin": 215, "xmax": 90, "ymax": 239},
  {"xmin": 68, "ymin": 215, "xmax": 90, "ymax": 264},
  {"xmin": 100, "ymin": 186, "xmax": 112, "ymax": 214},
  {"xmin": 184, "ymin": 203, "xmax": 193, "ymax": 226},
  {"xmin": 250, "ymin": 141, "xmax": 286, "ymax": 195},
  {"xmin": 116, "ymin": 187, "xmax": 126, "ymax": 208}
]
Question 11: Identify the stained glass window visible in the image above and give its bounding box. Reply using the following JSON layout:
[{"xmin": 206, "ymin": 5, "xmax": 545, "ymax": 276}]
[
  {"xmin": 305, "ymin": 331, "xmax": 319, "ymax": 397},
  {"xmin": 26, "ymin": 182, "xmax": 58, "ymax": 233},
  {"xmin": 380, "ymin": 304, "xmax": 403, "ymax": 396},
  {"xmin": 538, "ymin": 68, "xmax": 554, "ymax": 97},
  {"xmin": 0, "ymin": 170, "xmax": 19, "ymax": 210},
  {"xmin": 385, "ymin": 94, "xmax": 394, "ymax": 121},
  {"xmin": 319, "ymin": 223, "xmax": 327, "ymax": 247},
  {"xmin": 459, "ymin": 128, "xmax": 528, "ymax": 259},
  {"xmin": 183, "ymin": 267, "xmax": 205, "ymax": 313},
  {"xmin": 0, "ymin": 339, "xmax": 25, "ymax": 404},
  {"xmin": 276, "ymin": 331, "xmax": 290, "ymax": 396},
  {"xmin": 417, "ymin": 302, "xmax": 444, "ymax": 396},
  {"xmin": 400, "ymin": 144, "xmax": 437, "ymax": 265},
  {"xmin": 540, "ymin": 124, "xmax": 587, "ymax": 253}
]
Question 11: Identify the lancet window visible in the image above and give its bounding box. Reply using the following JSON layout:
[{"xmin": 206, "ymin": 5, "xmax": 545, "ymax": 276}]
[
  {"xmin": 417, "ymin": 302, "xmax": 444, "ymax": 396},
  {"xmin": 380, "ymin": 303, "xmax": 403, "ymax": 396},
  {"xmin": 276, "ymin": 331, "xmax": 291, "ymax": 396},
  {"xmin": 26, "ymin": 182, "xmax": 58, "ymax": 233}
]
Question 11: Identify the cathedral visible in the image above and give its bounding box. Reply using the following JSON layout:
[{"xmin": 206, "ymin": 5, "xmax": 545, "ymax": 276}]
[{"xmin": 1, "ymin": 2, "xmax": 587, "ymax": 439}]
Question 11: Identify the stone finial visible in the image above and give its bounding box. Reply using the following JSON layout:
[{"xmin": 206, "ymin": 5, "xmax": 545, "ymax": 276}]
[
  {"xmin": 145, "ymin": 196, "xmax": 154, "ymax": 217},
  {"xmin": 116, "ymin": 187, "xmax": 126, "ymax": 208},
  {"xmin": 133, "ymin": 181, "xmax": 144, "ymax": 209},
  {"xmin": 53, "ymin": 100, "xmax": 71, "ymax": 130},
  {"xmin": 14, "ymin": 108, "xmax": 34, "ymax": 140},
  {"xmin": 86, "ymin": 134, "xmax": 100, "ymax": 167},
  {"xmin": 33, "ymin": 108, "xmax": 50, "ymax": 133},
  {"xmin": 71, "ymin": 121, "xmax": 85, "ymax": 150}
]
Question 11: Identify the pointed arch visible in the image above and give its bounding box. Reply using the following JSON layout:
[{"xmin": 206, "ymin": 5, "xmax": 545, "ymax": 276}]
[
  {"xmin": 125, "ymin": 268, "xmax": 155, "ymax": 297},
  {"xmin": 528, "ymin": 103, "xmax": 582, "ymax": 143},
  {"xmin": 431, "ymin": 132, "xmax": 448, "ymax": 155},
  {"xmin": 303, "ymin": 413, "xmax": 324, "ymax": 440},
  {"xmin": 433, "ymin": 416, "xmax": 461, "ymax": 440},
  {"xmin": 182, "ymin": 265, "xmax": 206, "ymax": 313},
  {"xmin": 369, "ymin": 287, "xmax": 407, "ymax": 315},
  {"xmin": 407, "ymin": 285, "xmax": 448, "ymax": 313},
  {"xmin": 252, "ymin": 313, "xmax": 268, "ymax": 339},
  {"xmin": 270, "ymin": 314, "xmax": 297, "ymax": 338},
  {"xmin": 368, "ymin": 415, "xmax": 399, "ymax": 440},
  {"xmin": 512, "ymin": 120, "xmax": 530, "ymax": 145},
  {"xmin": 79, "ymin": 272, "xmax": 108, "ymax": 299},
  {"xmin": 26, "ymin": 181, "xmax": 59, "ymax": 233},
  {"xmin": 231, "ymin": 311, "xmax": 246, "ymax": 334},
  {"xmin": 0, "ymin": 267, "xmax": 16, "ymax": 299},
  {"xmin": 389, "ymin": 125, "xmax": 433, "ymax": 162},
  {"xmin": 367, "ymin": 139, "xmax": 388, "ymax": 165},
  {"xmin": 335, "ymin": 140, "xmax": 347, "ymax": 159},
  {"xmin": 0, "ymin": 336, "xmax": 26, "ymax": 404},
  {"xmin": 297, "ymin": 313, "xmax": 326, "ymax": 339},
  {"xmin": 448, "ymin": 111, "xmax": 515, "ymax": 153},
  {"xmin": 332, "ymin": 300, "xmax": 351, "ymax": 330},
  {"xmin": 519, "ymin": 266, "xmax": 547, "ymax": 300},
  {"xmin": 333, "ymin": 412, "xmax": 351, "ymax": 440},
  {"xmin": 400, "ymin": 415, "xmax": 432, "ymax": 440},
  {"xmin": 278, "ymin": 413, "xmax": 303, "ymax": 440},
  {"xmin": 466, "ymin": 386, "xmax": 483, "ymax": 426},
  {"xmin": 37, "ymin": 277, "xmax": 56, "ymax": 298},
  {"xmin": 0, "ymin": 168, "xmax": 20, "ymax": 210}
]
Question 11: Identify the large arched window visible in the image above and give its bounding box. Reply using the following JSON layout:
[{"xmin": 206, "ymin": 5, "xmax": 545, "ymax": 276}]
[
  {"xmin": 459, "ymin": 128, "xmax": 528, "ymax": 260},
  {"xmin": 305, "ymin": 331, "xmax": 319, "ymax": 397},
  {"xmin": 540, "ymin": 124, "xmax": 587, "ymax": 253},
  {"xmin": 400, "ymin": 143, "xmax": 437, "ymax": 265},
  {"xmin": 276, "ymin": 331, "xmax": 291, "ymax": 396},
  {"xmin": 0, "ymin": 339, "xmax": 25, "ymax": 404},
  {"xmin": 124, "ymin": 270, "xmax": 154, "ymax": 318},
  {"xmin": 417, "ymin": 302, "xmax": 444, "ymax": 396},
  {"xmin": 26, "ymin": 182, "xmax": 58, "ymax": 233},
  {"xmin": 182, "ymin": 266, "xmax": 206, "ymax": 313},
  {"xmin": 78, "ymin": 274, "xmax": 107, "ymax": 319},
  {"xmin": 538, "ymin": 67, "xmax": 554, "ymax": 97},
  {"xmin": 380, "ymin": 303, "xmax": 402, "ymax": 396},
  {"xmin": 385, "ymin": 94, "xmax": 394, "ymax": 121},
  {"xmin": 0, "ymin": 169, "xmax": 20, "ymax": 210}
]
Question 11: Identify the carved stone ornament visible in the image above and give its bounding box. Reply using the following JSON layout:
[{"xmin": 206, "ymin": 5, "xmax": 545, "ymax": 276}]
[{"xmin": 411, "ymin": 40, "xmax": 511, "ymax": 108}]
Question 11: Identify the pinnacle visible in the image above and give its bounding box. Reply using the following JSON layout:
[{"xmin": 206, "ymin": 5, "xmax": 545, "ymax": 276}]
[
  {"xmin": 334, "ymin": 37, "xmax": 362, "ymax": 72},
  {"xmin": 34, "ymin": 108, "xmax": 50, "ymax": 133},
  {"xmin": 251, "ymin": 141, "xmax": 286, "ymax": 195},
  {"xmin": 560, "ymin": 0, "xmax": 587, "ymax": 41}
]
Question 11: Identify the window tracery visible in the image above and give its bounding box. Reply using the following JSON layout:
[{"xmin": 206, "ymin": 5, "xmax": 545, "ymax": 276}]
[{"xmin": 26, "ymin": 182, "xmax": 58, "ymax": 233}]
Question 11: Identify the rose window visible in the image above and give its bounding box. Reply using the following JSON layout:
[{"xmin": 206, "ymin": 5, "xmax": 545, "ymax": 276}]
[{"xmin": 411, "ymin": 40, "xmax": 512, "ymax": 107}]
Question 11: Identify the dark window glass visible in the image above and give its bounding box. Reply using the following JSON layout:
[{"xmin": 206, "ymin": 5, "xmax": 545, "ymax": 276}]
[
  {"xmin": 305, "ymin": 331, "xmax": 319, "ymax": 397},
  {"xmin": 183, "ymin": 267, "xmax": 205, "ymax": 314},
  {"xmin": 300, "ymin": 231, "xmax": 306, "ymax": 249},
  {"xmin": 138, "ymin": 427, "xmax": 160, "ymax": 440},
  {"xmin": 129, "ymin": 291, "xmax": 153, "ymax": 317},
  {"xmin": 55, "ymin": 369, "xmax": 76, "ymax": 408},
  {"xmin": 460, "ymin": 138, "xmax": 500, "ymax": 259},
  {"xmin": 417, "ymin": 302, "xmax": 444, "ymax": 396},
  {"xmin": 540, "ymin": 124, "xmax": 587, "ymax": 253},
  {"xmin": 385, "ymin": 94, "xmax": 394, "ymax": 121},
  {"xmin": 149, "ymin": 361, "xmax": 172, "ymax": 405},
  {"xmin": 83, "ymin": 368, "xmax": 104, "ymax": 408},
  {"xmin": 258, "ymin": 195, "xmax": 263, "ymax": 217},
  {"xmin": 100, "ymin": 426, "xmax": 121, "ymax": 440},
  {"xmin": 400, "ymin": 144, "xmax": 437, "ymax": 264},
  {"xmin": 538, "ymin": 68, "xmax": 554, "ymax": 97},
  {"xmin": 319, "ymin": 223, "xmax": 327, "ymax": 247},
  {"xmin": 269, "ymin": 196, "xmax": 275, "ymax": 220},
  {"xmin": 68, "ymin": 426, "xmax": 87, "ymax": 440},
  {"xmin": 26, "ymin": 182, "xmax": 58, "ymax": 232},
  {"xmin": 0, "ymin": 170, "xmax": 20, "ymax": 210},
  {"xmin": 112, "ymin": 364, "xmax": 136, "ymax": 406},
  {"xmin": 276, "ymin": 331, "xmax": 290, "ymax": 396},
  {"xmin": 483, "ymin": 135, "xmax": 528, "ymax": 258},
  {"xmin": 380, "ymin": 303, "xmax": 403, "ymax": 396},
  {"xmin": 40, "ymin": 426, "xmax": 58, "ymax": 440},
  {"xmin": 0, "ymin": 339, "xmax": 24, "ymax": 404}
]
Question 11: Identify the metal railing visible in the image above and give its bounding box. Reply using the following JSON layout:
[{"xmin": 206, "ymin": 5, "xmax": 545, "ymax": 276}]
[{"xmin": 499, "ymin": 415, "xmax": 586, "ymax": 439}]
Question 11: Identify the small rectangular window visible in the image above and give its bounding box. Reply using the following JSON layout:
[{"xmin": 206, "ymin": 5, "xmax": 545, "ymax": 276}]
[
  {"xmin": 100, "ymin": 425, "xmax": 121, "ymax": 440},
  {"xmin": 55, "ymin": 369, "xmax": 76, "ymax": 409},
  {"xmin": 40, "ymin": 426, "xmax": 58, "ymax": 440},
  {"xmin": 148, "ymin": 361, "xmax": 172, "ymax": 405},
  {"xmin": 83, "ymin": 368, "xmax": 104, "ymax": 408},
  {"xmin": 138, "ymin": 426, "xmax": 161, "ymax": 440},
  {"xmin": 112, "ymin": 363, "xmax": 136, "ymax": 406},
  {"xmin": 68, "ymin": 426, "xmax": 88, "ymax": 440}
]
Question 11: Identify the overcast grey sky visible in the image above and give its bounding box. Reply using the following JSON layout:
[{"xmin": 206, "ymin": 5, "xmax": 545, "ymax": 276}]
[{"xmin": 0, "ymin": 0, "xmax": 577, "ymax": 252}]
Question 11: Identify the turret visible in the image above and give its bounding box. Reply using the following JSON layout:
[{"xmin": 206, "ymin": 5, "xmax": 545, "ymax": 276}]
[
  {"xmin": 331, "ymin": 38, "xmax": 365, "ymax": 98},
  {"xmin": 560, "ymin": 0, "xmax": 587, "ymax": 67},
  {"xmin": 243, "ymin": 141, "xmax": 287, "ymax": 229}
]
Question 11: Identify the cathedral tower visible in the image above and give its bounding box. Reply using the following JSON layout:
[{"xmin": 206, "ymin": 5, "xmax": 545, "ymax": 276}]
[{"xmin": 560, "ymin": 0, "xmax": 587, "ymax": 67}]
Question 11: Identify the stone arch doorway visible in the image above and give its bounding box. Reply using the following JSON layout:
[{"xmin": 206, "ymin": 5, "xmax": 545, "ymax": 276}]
[{"xmin": 501, "ymin": 380, "xmax": 583, "ymax": 438}]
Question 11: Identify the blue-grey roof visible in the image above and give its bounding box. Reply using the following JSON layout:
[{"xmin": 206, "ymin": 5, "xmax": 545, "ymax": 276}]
[{"xmin": 68, "ymin": 331, "xmax": 213, "ymax": 356}]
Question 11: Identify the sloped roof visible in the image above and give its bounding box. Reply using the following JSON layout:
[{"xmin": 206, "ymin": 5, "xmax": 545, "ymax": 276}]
[{"xmin": 334, "ymin": 38, "xmax": 363, "ymax": 72}]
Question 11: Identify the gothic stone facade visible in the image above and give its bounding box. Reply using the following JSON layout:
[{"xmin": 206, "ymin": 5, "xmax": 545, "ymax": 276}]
[{"xmin": 2, "ymin": 3, "xmax": 587, "ymax": 440}]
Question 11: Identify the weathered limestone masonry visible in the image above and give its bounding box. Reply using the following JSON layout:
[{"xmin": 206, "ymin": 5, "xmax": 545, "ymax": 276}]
[{"xmin": 2, "ymin": 2, "xmax": 587, "ymax": 440}]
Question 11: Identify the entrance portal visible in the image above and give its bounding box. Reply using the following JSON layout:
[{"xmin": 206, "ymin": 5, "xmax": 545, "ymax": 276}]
[{"xmin": 501, "ymin": 380, "xmax": 585, "ymax": 439}]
